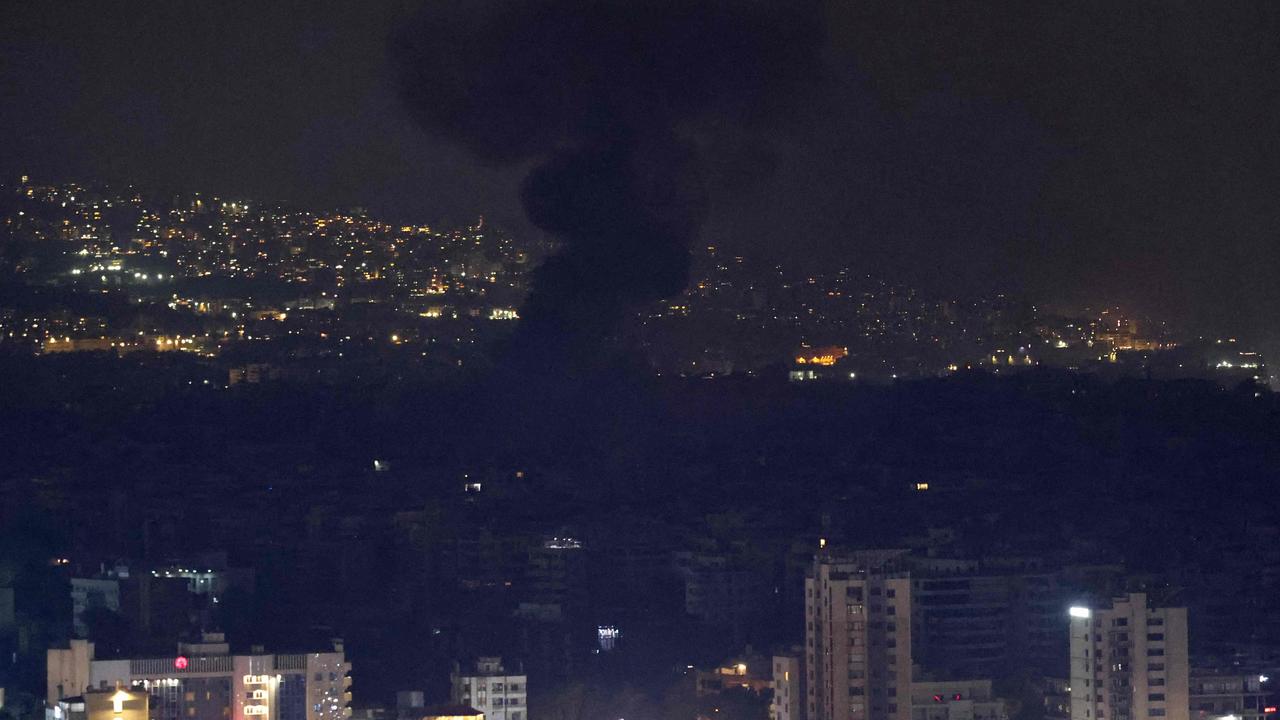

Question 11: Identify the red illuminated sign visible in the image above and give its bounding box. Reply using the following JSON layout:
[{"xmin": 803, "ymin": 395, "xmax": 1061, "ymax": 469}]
[{"xmin": 174, "ymin": 656, "xmax": 188, "ymax": 669}]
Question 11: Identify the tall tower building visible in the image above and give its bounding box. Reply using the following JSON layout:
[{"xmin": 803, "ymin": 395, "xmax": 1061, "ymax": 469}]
[
  {"xmin": 806, "ymin": 550, "xmax": 912, "ymax": 720},
  {"xmin": 1069, "ymin": 593, "xmax": 1189, "ymax": 720}
]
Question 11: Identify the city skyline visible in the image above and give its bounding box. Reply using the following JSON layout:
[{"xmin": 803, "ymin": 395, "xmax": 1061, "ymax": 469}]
[
  {"xmin": 3, "ymin": 4, "xmax": 1280, "ymax": 720},
  {"xmin": 4, "ymin": 175, "xmax": 1269, "ymax": 388},
  {"xmin": 3, "ymin": 2, "xmax": 1279, "ymax": 355}
]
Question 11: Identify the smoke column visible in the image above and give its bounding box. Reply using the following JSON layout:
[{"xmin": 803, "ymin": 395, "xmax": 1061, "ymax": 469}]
[{"xmin": 394, "ymin": 0, "xmax": 821, "ymax": 360}]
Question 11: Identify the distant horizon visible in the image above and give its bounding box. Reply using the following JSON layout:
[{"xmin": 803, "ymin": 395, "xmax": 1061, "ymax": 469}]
[{"xmin": 3, "ymin": 173, "xmax": 1239, "ymax": 351}]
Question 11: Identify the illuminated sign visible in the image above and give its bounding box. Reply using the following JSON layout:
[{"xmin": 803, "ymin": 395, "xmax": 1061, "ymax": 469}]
[
  {"xmin": 1068, "ymin": 607, "xmax": 1091, "ymax": 619},
  {"xmin": 174, "ymin": 657, "xmax": 189, "ymax": 670},
  {"xmin": 244, "ymin": 707, "xmax": 269, "ymax": 716},
  {"xmin": 244, "ymin": 675, "xmax": 271, "ymax": 685}
]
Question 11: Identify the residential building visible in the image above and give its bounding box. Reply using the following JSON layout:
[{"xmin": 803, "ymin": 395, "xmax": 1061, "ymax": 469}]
[
  {"xmin": 1041, "ymin": 677, "xmax": 1071, "ymax": 720},
  {"xmin": 47, "ymin": 634, "xmax": 351, "ymax": 720},
  {"xmin": 69, "ymin": 565, "xmax": 201, "ymax": 643},
  {"xmin": 772, "ymin": 651, "xmax": 804, "ymax": 720},
  {"xmin": 450, "ymin": 657, "xmax": 526, "ymax": 720},
  {"xmin": 1188, "ymin": 672, "xmax": 1271, "ymax": 720},
  {"xmin": 909, "ymin": 565, "xmax": 1066, "ymax": 677},
  {"xmin": 525, "ymin": 537, "xmax": 586, "ymax": 611},
  {"xmin": 1068, "ymin": 594, "xmax": 1189, "ymax": 720},
  {"xmin": 395, "ymin": 691, "xmax": 425, "ymax": 720},
  {"xmin": 910, "ymin": 679, "xmax": 1009, "ymax": 720},
  {"xmin": 806, "ymin": 550, "xmax": 912, "ymax": 720},
  {"xmin": 675, "ymin": 551, "xmax": 769, "ymax": 629},
  {"xmin": 70, "ymin": 578, "xmax": 122, "ymax": 638},
  {"xmin": 695, "ymin": 651, "xmax": 772, "ymax": 697}
]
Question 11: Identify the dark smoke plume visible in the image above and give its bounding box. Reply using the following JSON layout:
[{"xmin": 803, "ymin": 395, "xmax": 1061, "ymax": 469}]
[{"xmin": 394, "ymin": 0, "xmax": 821, "ymax": 359}]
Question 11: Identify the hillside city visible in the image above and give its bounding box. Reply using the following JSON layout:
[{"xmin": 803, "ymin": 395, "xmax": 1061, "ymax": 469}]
[
  {"xmin": 1, "ymin": 179, "xmax": 1269, "ymax": 388},
  {"xmin": 2, "ymin": 178, "xmax": 1278, "ymax": 720}
]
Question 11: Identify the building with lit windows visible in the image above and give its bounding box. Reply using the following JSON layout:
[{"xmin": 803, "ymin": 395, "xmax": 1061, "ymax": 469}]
[
  {"xmin": 450, "ymin": 657, "xmax": 526, "ymax": 720},
  {"xmin": 805, "ymin": 550, "xmax": 912, "ymax": 720},
  {"xmin": 772, "ymin": 651, "xmax": 804, "ymax": 720},
  {"xmin": 47, "ymin": 635, "xmax": 351, "ymax": 720},
  {"xmin": 1068, "ymin": 594, "xmax": 1189, "ymax": 720},
  {"xmin": 1188, "ymin": 671, "xmax": 1272, "ymax": 720},
  {"xmin": 694, "ymin": 652, "xmax": 772, "ymax": 698}
]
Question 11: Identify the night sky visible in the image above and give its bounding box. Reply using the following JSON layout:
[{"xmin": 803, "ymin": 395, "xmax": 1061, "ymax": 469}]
[{"xmin": 3, "ymin": 1, "xmax": 1278, "ymax": 351}]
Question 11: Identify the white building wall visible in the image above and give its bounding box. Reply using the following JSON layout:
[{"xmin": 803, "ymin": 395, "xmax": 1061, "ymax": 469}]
[
  {"xmin": 1069, "ymin": 594, "xmax": 1189, "ymax": 720},
  {"xmin": 773, "ymin": 655, "xmax": 803, "ymax": 720},
  {"xmin": 806, "ymin": 553, "xmax": 912, "ymax": 720},
  {"xmin": 452, "ymin": 672, "xmax": 527, "ymax": 720},
  {"xmin": 47, "ymin": 640, "xmax": 95, "ymax": 704}
]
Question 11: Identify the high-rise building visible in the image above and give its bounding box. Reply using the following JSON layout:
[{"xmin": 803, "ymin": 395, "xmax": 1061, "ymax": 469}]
[
  {"xmin": 806, "ymin": 550, "xmax": 912, "ymax": 720},
  {"xmin": 909, "ymin": 569, "xmax": 1066, "ymax": 677},
  {"xmin": 47, "ymin": 634, "xmax": 351, "ymax": 720},
  {"xmin": 1068, "ymin": 594, "xmax": 1189, "ymax": 720},
  {"xmin": 450, "ymin": 657, "xmax": 527, "ymax": 720}
]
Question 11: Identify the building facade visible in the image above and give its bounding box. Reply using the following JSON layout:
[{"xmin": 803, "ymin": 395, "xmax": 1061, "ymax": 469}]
[
  {"xmin": 909, "ymin": 569, "xmax": 1065, "ymax": 677},
  {"xmin": 450, "ymin": 657, "xmax": 527, "ymax": 720},
  {"xmin": 772, "ymin": 652, "xmax": 804, "ymax": 720},
  {"xmin": 675, "ymin": 551, "xmax": 769, "ymax": 629},
  {"xmin": 47, "ymin": 635, "xmax": 351, "ymax": 720},
  {"xmin": 695, "ymin": 652, "xmax": 772, "ymax": 698},
  {"xmin": 71, "ymin": 578, "xmax": 122, "ymax": 638},
  {"xmin": 909, "ymin": 680, "xmax": 1009, "ymax": 720},
  {"xmin": 82, "ymin": 687, "xmax": 149, "ymax": 720},
  {"xmin": 806, "ymin": 550, "xmax": 913, "ymax": 720},
  {"xmin": 1068, "ymin": 594, "xmax": 1189, "ymax": 720},
  {"xmin": 1188, "ymin": 672, "xmax": 1271, "ymax": 720}
]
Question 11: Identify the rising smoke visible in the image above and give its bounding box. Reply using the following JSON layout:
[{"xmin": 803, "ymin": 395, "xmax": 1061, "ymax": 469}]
[{"xmin": 393, "ymin": 0, "xmax": 822, "ymax": 359}]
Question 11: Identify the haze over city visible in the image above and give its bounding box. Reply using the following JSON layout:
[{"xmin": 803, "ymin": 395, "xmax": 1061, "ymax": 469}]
[{"xmin": 2, "ymin": 6, "xmax": 1279, "ymax": 720}]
